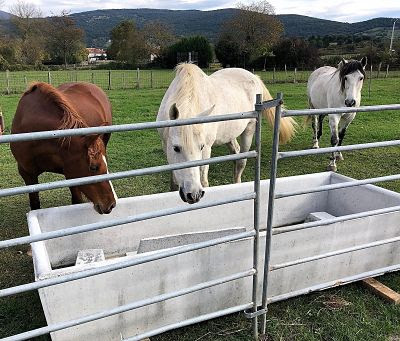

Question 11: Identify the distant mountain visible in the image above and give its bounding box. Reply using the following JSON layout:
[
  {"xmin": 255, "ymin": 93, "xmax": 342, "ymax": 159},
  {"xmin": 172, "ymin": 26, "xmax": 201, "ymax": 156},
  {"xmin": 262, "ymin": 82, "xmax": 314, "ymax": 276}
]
[
  {"xmin": 0, "ymin": 8, "xmax": 397, "ymax": 47},
  {"xmin": 0, "ymin": 10, "xmax": 12, "ymax": 20}
]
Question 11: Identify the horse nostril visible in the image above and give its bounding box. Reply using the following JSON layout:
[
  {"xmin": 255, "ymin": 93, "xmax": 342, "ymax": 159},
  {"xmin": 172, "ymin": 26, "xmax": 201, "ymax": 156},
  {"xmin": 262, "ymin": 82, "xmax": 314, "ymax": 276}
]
[
  {"xmin": 187, "ymin": 193, "xmax": 193, "ymax": 202},
  {"xmin": 201, "ymin": 190, "xmax": 205, "ymax": 198}
]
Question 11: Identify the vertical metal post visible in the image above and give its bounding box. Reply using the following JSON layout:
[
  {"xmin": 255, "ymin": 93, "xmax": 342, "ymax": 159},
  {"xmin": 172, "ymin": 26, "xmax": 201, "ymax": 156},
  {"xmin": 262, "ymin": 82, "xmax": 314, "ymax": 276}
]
[
  {"xmin": 273, "ymin": 67, "xmax": 276, "ymax": 83},
  {"xmin": 260, "ymin": 92, "xmax": 283, "ymax": 335},
  {"xmin": 251, "ymin": 93, "xmax": 263, "ymax": 340},
  {"xmin": 137, "ymin": 68, "xmax": 140, "ymax": 89},
  {"xmin": 91, "ymin": 72, "xmax": 94, "ymax": 84},
  {"xmin": 6, "ymin": 70, "xmax": 10, "ymax": 95},
  {"xmin": 294, "ymin": 68, "xmax": 297, "ymax": 83},
  {"xmin": 150, "ymin": 70, "xmax": 153, "ymax": 88},
  {"xmin": 108, "ymin": 70, "xmax": 112, "ymax": 90},
  {"xmin": 385, "ymin": 64, "xmax": 389, "ymax": 78},
  {"xmin": 368, "ymin": 64, "xmax": 372, "ymax": 98},
  {"xmin": 48, "ymin": 71, "xmax": 52, "ymax": 85}
]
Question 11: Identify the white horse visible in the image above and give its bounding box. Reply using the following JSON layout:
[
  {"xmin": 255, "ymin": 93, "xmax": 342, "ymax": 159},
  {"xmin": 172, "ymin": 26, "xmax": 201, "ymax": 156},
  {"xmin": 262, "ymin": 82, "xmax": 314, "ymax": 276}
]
[
  {"xmin": 307, "ymin": 57, "xmax": 367, "ymax": 171},
  {"xmin": 157, "ymin": 63, "xmax": 296, "ymax": 204}
]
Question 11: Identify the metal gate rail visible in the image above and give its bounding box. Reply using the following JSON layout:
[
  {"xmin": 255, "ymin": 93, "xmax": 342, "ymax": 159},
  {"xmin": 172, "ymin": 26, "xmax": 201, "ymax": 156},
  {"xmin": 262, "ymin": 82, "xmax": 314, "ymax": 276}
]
[
  {"xmin": 0, "ymin": 95, "xmax": 275, "ymax": 340},
  {"xmin": 259, "ymin": 95, "xmax": 400, "ymax": 334}
]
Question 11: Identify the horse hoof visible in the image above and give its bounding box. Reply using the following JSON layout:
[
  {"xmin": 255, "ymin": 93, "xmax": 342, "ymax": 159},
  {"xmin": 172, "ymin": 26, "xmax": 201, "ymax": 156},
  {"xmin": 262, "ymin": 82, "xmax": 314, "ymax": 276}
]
[
  {"xmin": 312, "ymin": 144, "xmax": 319, "ymax": 149},
  {"xmin": 327, "ymin": 164, "xmax": 337, "ymax": 172},
  {"xmin": 335, "ymin": 154, "xmax": 344, "ymax": 161}
]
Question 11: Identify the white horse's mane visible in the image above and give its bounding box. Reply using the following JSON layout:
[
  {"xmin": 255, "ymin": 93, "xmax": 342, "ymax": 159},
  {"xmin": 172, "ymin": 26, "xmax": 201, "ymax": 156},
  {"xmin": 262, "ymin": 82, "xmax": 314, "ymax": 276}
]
[
  {"xmin": 173, "ymin": 63, "xmax": 207, "ymax": 118},
  {"xmin": 172, "ymin": 63, "xmax": 208, "ymax": 149}
]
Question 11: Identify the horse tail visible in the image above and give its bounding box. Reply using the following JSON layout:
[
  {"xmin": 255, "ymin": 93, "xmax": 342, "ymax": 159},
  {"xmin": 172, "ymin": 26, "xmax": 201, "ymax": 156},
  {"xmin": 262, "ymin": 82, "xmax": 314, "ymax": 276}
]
[{"xmin": 259, "ymin": 79, "xmax": 297, "ymax": 144}]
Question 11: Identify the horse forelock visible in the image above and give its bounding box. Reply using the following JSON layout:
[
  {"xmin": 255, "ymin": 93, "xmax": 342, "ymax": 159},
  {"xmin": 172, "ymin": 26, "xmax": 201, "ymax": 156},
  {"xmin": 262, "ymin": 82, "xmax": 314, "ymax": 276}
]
[{"xmin": 338, "ymin": 60, "xmax": 366, "ymax": 92}]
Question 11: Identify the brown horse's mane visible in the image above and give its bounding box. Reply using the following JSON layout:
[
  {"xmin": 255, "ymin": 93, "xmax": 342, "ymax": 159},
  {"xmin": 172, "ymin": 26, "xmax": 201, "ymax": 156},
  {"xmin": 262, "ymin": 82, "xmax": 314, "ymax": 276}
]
[
  {"xmin": 25, "ymin": 82, "xmax": 102, "ymax": 151},
  {"xmin": 25, "ymin": 82, "xmax": 88, "ymax": 130}
]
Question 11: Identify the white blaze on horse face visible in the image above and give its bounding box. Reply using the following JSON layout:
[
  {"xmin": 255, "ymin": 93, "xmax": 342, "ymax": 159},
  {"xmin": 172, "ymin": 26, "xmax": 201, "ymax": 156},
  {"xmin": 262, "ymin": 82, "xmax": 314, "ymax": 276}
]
[
  {"xmin": 167, "ymin": 126, "xmax": 204, "ymax": 204},
  {"xmin": 344, "ymin": 70, "xmax": 364, "ymax": 107},
  {"xmin": 102, "ymin": 155, "xmax": 118, "ymax": 202}
]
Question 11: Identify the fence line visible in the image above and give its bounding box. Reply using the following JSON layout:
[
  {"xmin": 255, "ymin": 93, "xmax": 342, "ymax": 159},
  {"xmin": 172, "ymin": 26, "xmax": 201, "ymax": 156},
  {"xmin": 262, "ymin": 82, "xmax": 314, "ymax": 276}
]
[{"xmin": 2, "ymin": 64, "xmax": 400, "ymax": 94}]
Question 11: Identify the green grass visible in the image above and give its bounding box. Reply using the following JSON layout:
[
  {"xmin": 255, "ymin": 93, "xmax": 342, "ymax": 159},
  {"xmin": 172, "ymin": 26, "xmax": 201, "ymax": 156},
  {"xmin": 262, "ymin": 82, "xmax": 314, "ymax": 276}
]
[{"xmin": 1, "ymin": 78, "xmax": 400, "ymax": 340}]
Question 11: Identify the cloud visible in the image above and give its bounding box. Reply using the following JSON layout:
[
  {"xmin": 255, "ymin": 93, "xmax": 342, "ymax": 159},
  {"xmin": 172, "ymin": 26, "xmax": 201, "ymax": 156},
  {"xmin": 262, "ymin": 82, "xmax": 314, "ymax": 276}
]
[{"xmin": 5, "ymin": 0, "xmax": 400, "ymax": 22}]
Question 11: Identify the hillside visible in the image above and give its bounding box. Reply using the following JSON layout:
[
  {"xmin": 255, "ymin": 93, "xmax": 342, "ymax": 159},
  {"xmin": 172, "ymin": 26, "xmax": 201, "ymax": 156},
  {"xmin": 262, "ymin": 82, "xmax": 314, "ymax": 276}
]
[{"xmin": 0, "ymin": 8, "xmax": 397, "ymax": 47}]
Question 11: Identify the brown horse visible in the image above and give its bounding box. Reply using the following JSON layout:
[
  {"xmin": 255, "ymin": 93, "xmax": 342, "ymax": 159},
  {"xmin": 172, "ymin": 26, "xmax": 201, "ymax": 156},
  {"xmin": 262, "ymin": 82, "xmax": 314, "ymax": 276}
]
[{"xmin": 10, "ymin": 82, "xmax": 117, "ymax": 214}]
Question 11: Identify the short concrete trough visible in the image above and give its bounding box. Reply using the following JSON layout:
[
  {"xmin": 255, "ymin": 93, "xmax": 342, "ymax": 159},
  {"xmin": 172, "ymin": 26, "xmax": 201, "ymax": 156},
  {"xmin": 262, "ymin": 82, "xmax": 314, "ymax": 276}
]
[{"xmin": 28, "ymin": 172, "xmax": 400, "ymax": 341}]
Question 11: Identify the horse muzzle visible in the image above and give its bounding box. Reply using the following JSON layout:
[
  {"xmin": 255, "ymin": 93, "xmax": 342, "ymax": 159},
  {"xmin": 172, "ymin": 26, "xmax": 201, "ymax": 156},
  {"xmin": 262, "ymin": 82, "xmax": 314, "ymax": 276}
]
[
  {"xmin": 179, "ymin": 188, "xmax": 205, "ymax": 204},
  {"xmin": 345, "ymin": 99, "xmax": 356, "ymax": 107},
  {"xmin": 94, "ymin": 201, "xmax": 116, "ymax": 214}
]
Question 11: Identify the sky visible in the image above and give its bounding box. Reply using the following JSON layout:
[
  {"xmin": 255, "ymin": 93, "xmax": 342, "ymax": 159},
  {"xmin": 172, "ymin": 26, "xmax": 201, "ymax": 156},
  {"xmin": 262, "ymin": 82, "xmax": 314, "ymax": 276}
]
[{"xmin": 3, "ymin": 0, "xmax": 400, "ymax": 23}]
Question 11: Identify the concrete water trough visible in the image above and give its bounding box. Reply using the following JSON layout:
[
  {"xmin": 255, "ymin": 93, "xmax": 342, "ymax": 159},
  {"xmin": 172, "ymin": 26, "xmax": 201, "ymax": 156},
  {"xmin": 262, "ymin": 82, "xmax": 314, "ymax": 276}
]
[{"xmin": 29, "ymin": 172, "xmax": 400, "ymax": 340}]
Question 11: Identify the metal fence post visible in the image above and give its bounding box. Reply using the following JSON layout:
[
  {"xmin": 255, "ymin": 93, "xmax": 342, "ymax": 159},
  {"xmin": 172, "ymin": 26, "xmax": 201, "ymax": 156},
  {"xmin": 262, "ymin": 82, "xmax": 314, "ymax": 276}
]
[
  {"xmin": 386, "ymin": 64, "xmax": 390, "ymax": 78},
  {"xmin": 294, "ymin": 68, "xmax": 297, "ymax": 83},
  {"xmin": 273, "ymin": 67, "xmax": 276, "ymax": 83},
  {"xmin": 48, "ymin": 71, "xmax": 52, "ymax": 85},
  {"xmin": 6, "ymin": 70, "xmax": 10, "ymax": 95},
  {"xmin": 260, "ymin": 92, "xmax": 283, "ymax": 335},
  {"xmin": 108, "ymin": 70, "xmax": 112, "ymax": 90},
  {"xmin": 368, "ymin": 64, "xmax": 373, "ymax": 98},
  {"xmin": 137, "ymin": 68, "xmax": 140, "ymax": 89},
  {"xmin": 250, "ymin": 93, "xmax": 263, "ymax": 339},
  {"xmin": 150, "ymin": 70, "xmax": 153, "ymax": 88},
  {"xmin": 91, "ymin": 72, "xmax": 94, "ymax": 84},
  {"xmin": 0, "ymin": 108, "xmax": 4, "ymax": 134}
]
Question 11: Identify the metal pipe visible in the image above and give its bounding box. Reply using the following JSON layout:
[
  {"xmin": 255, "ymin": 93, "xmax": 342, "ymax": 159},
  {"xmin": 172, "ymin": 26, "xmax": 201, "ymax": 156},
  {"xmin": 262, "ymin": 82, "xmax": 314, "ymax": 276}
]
[
  {"xmin": 272, "ymin": 204, "xmax": 400, "ymax": 235},
  {"xmin": 270, "ymin": 234, "xmax": 400, "ymax": 271},
  {"xmin": 123, "ymin": 303, "xmax": 253, "ymax": 341},
  {"xmin": 2, "ymin": 270, "xmax": 255, "ymax": 341},
  {"xmin": 0, "ymin": 111, "xmax": 257, "ymax": 144},
  {"xmin": 267, "ymin": 262, "xmax": 400, "ymax": 304},
  {"xmin": 0, "ymin": 192, "xmax": 256, "ymax": 250},
  {"xmin": 251, "ymin": 94, "xmax": 262, "ymax": 340},
  {"xmin": 0, "ymin": 151, "xmax": 257, "ymax": 198},
  {"xmin": 261, "ymin": 93, "xmax": 283, "ymax": 334},
  {"xmin": 275, "ymin": 173, "xmax": 400, "ymax": 198},
  {"xmin": 282, "ymin": 104, "xmax": 400, "ymax": 117},
  {"xmin": 0, "ymin": 230, "xmax": 255, "ymax": 298},
  {"xmin": 278, "ymin": 139, "xmax": 400, "ymax": 159}
]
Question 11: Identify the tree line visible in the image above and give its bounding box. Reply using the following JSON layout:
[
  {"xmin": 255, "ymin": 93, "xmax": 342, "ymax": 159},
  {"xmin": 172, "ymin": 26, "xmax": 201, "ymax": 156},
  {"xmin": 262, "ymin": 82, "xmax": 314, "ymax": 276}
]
[
  {"xmin": 1, "ymin": 0, "xmax": 399, "ymax": 71},
  {"xmin": 0, "ymin": 2, "xmax": 86, "ymax": 70}
]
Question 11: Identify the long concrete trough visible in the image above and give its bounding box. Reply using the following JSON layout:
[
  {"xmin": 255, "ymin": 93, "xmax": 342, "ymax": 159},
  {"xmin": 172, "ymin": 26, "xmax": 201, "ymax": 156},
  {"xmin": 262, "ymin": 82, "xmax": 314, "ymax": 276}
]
[{"xmin": 28, "ymin": 172, "xmax": 400, "ymax": 340}]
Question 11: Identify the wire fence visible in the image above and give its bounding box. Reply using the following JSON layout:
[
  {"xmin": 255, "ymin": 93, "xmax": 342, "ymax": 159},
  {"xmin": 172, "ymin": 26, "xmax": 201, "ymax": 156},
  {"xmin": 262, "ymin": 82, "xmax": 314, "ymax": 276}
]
[{"xmin": 2, "ymin": 64, "xmax": 400, "ymax": 95}]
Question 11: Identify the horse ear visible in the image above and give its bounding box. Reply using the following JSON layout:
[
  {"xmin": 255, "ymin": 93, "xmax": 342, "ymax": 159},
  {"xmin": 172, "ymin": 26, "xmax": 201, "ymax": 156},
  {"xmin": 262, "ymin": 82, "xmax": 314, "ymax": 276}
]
[
  {"xmin": 84, "ymin": 134, "xmax": 101, "ymax": 148},
  {"xmin": 338, "ymin": 58, "xmax": 347, "ymax": 68},
  {"xmin": 360, "ymin": 56, "xmax": 367, "ymax": 69},
  {"xmin": 169, "ymin": 103, "xmax": 179, "ymax": 120},
  {"xmin": 199, "ymin": 104, "xmax": 215, "ymax": 117}
]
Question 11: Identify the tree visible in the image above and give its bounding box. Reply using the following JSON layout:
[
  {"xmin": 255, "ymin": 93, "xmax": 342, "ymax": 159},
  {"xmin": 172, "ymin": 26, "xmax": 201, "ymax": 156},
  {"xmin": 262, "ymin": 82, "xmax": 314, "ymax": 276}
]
[
  {"xmin": 9, "ymin": 1, "xmax": 47, "ymax": 66},
  {"xmin": 219, "ymin": 0, "xmax": 283, "ymax": 68},
  {"xmin": 47, "ymin": 11, "xmax": 86, "ymax": 67},
  {"xmin": 273, "ymin": 38, "xmax": 321, "ymax": 68},
  {"xmin": 215, "ymin": 31, "xmax": 241, "ymax": 67},
  {"xmin": 163, "ymin": 35, "xmax": 213, "ymax": 68},
  {"xmin": 107, "ymin": 20, "xmax": 148, "ymax": 66},
  {"xmin": 142, "ymin": 21, "xmax": 176, "ymax": 58}
]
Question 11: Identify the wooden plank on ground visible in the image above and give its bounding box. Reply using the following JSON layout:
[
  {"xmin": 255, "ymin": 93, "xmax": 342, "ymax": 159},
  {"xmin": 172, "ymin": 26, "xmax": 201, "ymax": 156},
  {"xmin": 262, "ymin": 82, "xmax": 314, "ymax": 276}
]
[{"xmin": 363, "ymin": 278, "xmax": 400, "ymax": 304}]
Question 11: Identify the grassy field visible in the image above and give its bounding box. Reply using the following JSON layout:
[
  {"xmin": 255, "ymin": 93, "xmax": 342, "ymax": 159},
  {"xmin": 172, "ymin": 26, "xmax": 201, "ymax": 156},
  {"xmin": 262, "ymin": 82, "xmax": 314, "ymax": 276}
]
[{"xmin": 1, "ymin": 77, "xmax": 400, "ymax": 340}]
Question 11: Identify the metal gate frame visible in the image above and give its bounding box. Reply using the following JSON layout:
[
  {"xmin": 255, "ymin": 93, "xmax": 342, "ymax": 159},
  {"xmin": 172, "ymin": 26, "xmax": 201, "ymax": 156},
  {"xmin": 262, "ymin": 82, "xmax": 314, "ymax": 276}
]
[
  {"xmin": 259, "ymin": 94, "xmax": 400, "ymax": 335},
  {"xmin": 0, "ymin": 94, "xmax": 280, "ymax": 341}
]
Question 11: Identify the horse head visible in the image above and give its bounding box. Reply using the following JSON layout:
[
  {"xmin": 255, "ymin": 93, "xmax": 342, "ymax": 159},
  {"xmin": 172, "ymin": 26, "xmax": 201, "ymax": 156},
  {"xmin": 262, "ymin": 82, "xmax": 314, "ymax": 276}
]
[
  {"xmin": 64, "ymin": 134, "xmax": 117, "ymax": 214},
  {"xmin": 165, "ymin": 103, "xmax": 214, "ymax": 204},
  {"xmin": 338, "ymin": 57, "xmax": 367, "ymax": 107}
]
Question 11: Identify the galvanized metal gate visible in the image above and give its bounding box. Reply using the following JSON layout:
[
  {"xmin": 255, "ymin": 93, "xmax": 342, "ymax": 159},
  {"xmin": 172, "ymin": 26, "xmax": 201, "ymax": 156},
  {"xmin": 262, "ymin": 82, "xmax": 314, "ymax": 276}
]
[
  {"xmin": 0, "ymin": 94, "xmax": 278, "ymax": 341},
  {"xmin": 1, "ymin": 93, "xmax": 400, "ymax": 340}
]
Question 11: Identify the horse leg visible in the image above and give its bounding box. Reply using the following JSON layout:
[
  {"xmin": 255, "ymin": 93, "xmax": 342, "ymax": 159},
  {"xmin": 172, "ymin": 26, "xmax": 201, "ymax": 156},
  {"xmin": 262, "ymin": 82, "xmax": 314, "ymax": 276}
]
[
  {"xmin": 327, "ymin": 114, "xmax": 340, "ymax": 172},
  {"xmin": 336, "ymin": 113, "xmax": 356, "ymax": 161},
  {"xmin": 235, "ymin": 121, "xmax": 256, "ymax": 183},
  {"xmin": 312, "ymin": 115, "xmax": 319, "ymax": 148},
  {"xmin": 200, "ymin": 146, "xmax": 212, "ymax": 188},
  {"xmin": 69, "ymin": 187, "xmax": 84, "ymax": 204},
  {"xmin": 226, "ymin": 139, "xmax": 240, "ymax": 183},
  {"xmin": 18, "ymin": 165, "xmax": 40, "ymax": 210},
  {"xmin": 317, "ymin": 115, "xmax": 325, "ymax": 144}
]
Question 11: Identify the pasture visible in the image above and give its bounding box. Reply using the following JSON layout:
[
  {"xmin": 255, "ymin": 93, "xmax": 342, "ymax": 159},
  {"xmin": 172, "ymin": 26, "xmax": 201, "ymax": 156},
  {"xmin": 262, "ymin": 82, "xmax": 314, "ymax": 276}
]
[{"xmin": 0, "ymin": 77, "xmax": 400, "ymax": 340}]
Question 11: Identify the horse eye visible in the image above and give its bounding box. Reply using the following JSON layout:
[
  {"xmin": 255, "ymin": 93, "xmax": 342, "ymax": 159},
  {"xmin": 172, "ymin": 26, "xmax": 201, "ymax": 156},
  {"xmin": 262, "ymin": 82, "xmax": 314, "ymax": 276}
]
[
  {"xmin": 360, "ymin": 77, "xmax": 364, "ymax": 81},
  {"xmin": 173, "ymin": 146, "xmax": 181, "ymax": 153},
  {"xmin": 90, "ymin": 165, "xmax": 99, "ymax": 172}
]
